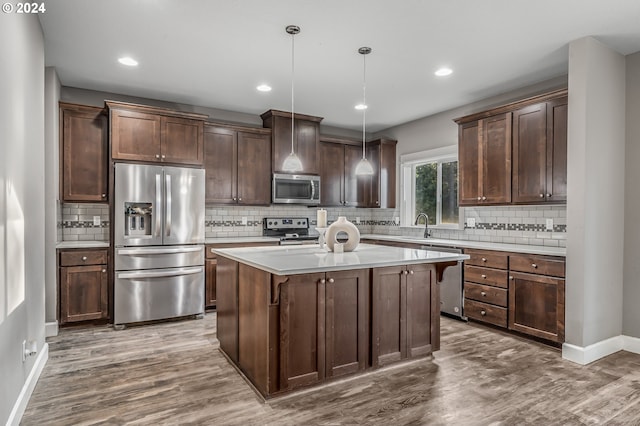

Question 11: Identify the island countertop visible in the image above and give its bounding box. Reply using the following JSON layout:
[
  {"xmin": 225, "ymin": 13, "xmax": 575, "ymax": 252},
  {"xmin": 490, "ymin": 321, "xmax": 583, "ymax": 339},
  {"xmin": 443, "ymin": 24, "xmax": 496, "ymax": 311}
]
[{"xmin": 212, "ymin": 243, "xmax": 469, "ymax": 275}]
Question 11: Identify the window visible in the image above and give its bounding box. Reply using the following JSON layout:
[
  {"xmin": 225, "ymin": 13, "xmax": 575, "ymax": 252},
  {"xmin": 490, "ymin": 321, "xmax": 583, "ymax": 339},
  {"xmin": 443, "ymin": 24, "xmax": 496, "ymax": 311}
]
[{"xmin": 401, "ymin": 146, "xmax": 460, "ymax": 228}]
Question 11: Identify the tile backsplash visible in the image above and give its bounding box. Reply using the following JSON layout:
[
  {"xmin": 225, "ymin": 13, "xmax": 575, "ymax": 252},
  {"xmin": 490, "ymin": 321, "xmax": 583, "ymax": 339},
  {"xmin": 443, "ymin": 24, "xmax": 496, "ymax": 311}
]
[{"xmin": 59, "ymin": 201, "xmax": 566, "ymax": 248}]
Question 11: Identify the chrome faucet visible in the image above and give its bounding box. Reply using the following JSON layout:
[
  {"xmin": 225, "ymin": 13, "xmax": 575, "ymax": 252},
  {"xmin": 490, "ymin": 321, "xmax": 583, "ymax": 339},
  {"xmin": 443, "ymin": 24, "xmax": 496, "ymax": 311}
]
[{"xmin": 414, "ymin": 213, "xmax": 431, "ymax": 238}]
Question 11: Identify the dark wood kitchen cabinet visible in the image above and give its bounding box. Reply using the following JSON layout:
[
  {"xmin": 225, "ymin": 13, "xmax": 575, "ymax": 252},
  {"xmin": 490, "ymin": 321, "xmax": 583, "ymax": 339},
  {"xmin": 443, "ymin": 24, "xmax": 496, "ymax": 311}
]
[
  {"xmin": 59, "ymin": 102, "xmax": 108, "ymax": 202},
  {"xmin": 58, "ymin": 248, "xmax": 109, "ymax": 324},
  {"xmin": 457, "ymin": 113, "xmax": 512, "ymax": 205},
  {"xmin": 262, "ymin": 109, "xmax": 323, "ymax": 175},
  {"xmin": 107, "ymin": 101, "xmax": 206, "ymax": 166},
  {"xmin": 508, "ymin": 253, "xmax": 565, "ymax": 343},
  {"xmin": 463, "ymin": 249, "xmax": 509, "ymax": 328},
  {"xmin": 371, "ymin": 263, "xmax": 437, "ymax": 367},
  {"xmin": 365, "ymin": 138, "xmax": 397, "ymax": 208},
  {"xmin": 319, "ymin": 137, "xmax": 366, "ymax": 207},
  {"xmin": 203, "ymin": 124, "xmax": 271, "ymax": 205},
  {"xmin": 512, "ymin": 97, "xmax": 568, "ymax": 203}
]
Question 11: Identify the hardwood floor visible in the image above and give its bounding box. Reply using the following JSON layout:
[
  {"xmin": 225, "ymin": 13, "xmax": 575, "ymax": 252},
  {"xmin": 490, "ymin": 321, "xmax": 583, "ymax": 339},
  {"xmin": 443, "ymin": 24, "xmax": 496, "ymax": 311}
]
[{"xmin": 22, "ymin": 314, "xmax": 640, "ymax": 425}]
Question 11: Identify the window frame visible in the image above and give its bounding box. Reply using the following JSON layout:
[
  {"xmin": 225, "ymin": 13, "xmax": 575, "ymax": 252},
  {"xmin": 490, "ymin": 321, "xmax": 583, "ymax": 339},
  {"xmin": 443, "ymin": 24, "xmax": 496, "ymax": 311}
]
[{"xmin": 400, "ymin": 145, "xmax": 462, "ymax": 230}]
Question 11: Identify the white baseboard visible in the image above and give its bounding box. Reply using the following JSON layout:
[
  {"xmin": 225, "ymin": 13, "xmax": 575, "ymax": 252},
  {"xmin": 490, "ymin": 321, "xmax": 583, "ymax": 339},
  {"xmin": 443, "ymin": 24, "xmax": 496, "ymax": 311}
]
[
  {"xmin": 562, "ymin": 335, "xmax": 623, "ymax": 365},
  {"xmin": 622, "ymin": 335, "xmax": 640, "ymax": 354},
  {"xmin": 45, "ymin": 321, "xmax": 58, "ymax": 337},
  {"xmin": 6, "ymin": 343, "xmax": 49, "ymax": 426}
]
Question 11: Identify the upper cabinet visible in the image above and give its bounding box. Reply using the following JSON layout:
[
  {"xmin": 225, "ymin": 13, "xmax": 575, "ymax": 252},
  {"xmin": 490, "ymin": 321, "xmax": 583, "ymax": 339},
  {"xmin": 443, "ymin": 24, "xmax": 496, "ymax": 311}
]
[
  {"xmin": 107, "ymin": 101, "xmax": 206, "ymax": 166},
  {"xmin": 319, "ymin": 138, "xmax": 366, "ymax": 207},
  {"xmin": 204, "ymin": 124, "xmax": 271, "ymax": 205},
  {"xmin": 455, "ymin": 89, "xmax": 568, "ymax": 207},
  {"xmin": 59, "ymin": 102, "xmax": 108, "ymax": 202},
  {"xmin": 261, "ymin": 109, "xmax": 323, "ymax": 175},
  {"xmin": 366, "ymin": 138, "xmax": 397, "ymax": 208}
]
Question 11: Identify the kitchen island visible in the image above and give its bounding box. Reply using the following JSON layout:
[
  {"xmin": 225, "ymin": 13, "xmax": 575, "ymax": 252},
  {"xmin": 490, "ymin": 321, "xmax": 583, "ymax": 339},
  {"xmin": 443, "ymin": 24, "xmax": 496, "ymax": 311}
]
[{"xmin": 213, "ymin": 243, "xmax": 468, "ymax": 398}]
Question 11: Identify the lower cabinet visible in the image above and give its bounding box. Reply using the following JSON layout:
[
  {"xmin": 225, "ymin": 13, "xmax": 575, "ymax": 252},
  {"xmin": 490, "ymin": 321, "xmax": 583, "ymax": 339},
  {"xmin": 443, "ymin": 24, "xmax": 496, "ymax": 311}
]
[
  {"xmin": 371, "ymin": 263, "xmax": 437, "ymax": 367},
  {"xmin": 58, "ymin": 249, "xmax": 109, "ymax": 324}
]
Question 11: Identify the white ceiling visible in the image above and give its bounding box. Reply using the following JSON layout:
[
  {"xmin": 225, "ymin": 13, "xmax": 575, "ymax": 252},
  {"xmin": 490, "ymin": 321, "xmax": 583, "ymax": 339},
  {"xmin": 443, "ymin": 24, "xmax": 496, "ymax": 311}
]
[{"xmin": 39, "ymin": 0, "xmax": 640, "ymax": 132}]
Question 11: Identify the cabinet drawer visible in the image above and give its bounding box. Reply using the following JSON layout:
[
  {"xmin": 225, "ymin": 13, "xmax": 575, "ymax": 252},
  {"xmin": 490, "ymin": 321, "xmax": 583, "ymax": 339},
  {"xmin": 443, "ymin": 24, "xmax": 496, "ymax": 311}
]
[
  {"xmin": 464, "ymin": 299, "xmax": 507, "ymax": 328},
  {"xmin": 464, "ymin": 265, "xmax": 508, "ymax": 288},
  {"xmin": 509, "ymin": 254, "xmax": 565, "ymax": 277},
  {"xmin": 464, "ymin": 282, "xmax": 508, "ymax": 307},
  {"xmin": 60, "ymin": 250, "xmax": 107, "ymax": 266},
  {"xmin": 464, "ymin": 249, "xmax": 508, "ymax": 269}
]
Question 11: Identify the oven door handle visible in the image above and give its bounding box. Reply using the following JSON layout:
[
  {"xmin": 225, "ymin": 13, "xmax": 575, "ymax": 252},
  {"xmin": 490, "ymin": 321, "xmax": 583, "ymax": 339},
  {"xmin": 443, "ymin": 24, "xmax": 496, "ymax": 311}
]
[
  {"xmin": 117, "ymin": 247, "xmax": 202, "ymax": 256},
  {"xmin": 117, "ymin": 267, "xmax": 203, "ymax": 280}
]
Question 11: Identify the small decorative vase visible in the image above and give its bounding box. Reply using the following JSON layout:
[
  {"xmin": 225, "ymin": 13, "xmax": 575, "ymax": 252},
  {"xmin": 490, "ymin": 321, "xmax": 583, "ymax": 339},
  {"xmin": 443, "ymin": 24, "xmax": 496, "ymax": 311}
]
[{"xmin": 325, "ymin": 216, "xmax": 360, "ymax": 252}]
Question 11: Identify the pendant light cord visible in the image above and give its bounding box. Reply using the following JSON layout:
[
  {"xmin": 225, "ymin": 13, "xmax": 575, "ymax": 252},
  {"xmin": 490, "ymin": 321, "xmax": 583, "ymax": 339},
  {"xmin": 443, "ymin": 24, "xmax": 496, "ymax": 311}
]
[
  {"xmin": 362, "ymin": 52, "xmax": 367, "ymax": 160},
  {"xmin": 291, "ymin": 30, "xmax": 295, "ymax": 155}
]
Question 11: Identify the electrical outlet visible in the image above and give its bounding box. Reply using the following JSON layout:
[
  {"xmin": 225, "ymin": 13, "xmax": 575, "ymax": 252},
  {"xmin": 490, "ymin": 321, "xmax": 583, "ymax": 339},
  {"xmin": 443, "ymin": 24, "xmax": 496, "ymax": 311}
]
[
  {"xmin": 93, "ymin": 216, "xmax": 101, "ymax": 226},
  {"xmin": 394, "ymin": 217, "xmax": 400, "ymax": 225},
  {"xmin": 241, "ymin": 217, "xmax": 248, "ymax": 225},
  {"xmin": 355, "ymin": 217, "xmax": 361, "ymax": 224},
  {"xmin": 466, "ymin": 218, "xmax": 476, "ymax": 228},
  {"xmin": 546, "ymin": 218, "xmax": 554, "ymax": 231}
]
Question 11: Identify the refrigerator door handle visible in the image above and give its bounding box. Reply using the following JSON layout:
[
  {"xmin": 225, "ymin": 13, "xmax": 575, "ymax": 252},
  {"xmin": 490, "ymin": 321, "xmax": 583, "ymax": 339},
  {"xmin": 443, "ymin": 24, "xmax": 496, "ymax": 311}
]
[
  {"xmin": 166, "ymin": 173, "xmax": 172, "ymax": 237},
  {"xmin": 116, "ymin": 246, "xmax": 203, "ymax": 256},
  {"xmin": 117, "ymin": 266, "xmax": 203, "ymax": 280},
  {"xmin": 155, "ymin": 173, "xmax": 162, "ymax": 237}
]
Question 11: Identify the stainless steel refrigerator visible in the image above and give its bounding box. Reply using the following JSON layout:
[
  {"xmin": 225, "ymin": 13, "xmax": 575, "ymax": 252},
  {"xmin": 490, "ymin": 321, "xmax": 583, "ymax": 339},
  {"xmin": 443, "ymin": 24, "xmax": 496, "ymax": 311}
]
[{"xmin": 113, "ymin": 163, "xmax": 205, "ymax": 328}]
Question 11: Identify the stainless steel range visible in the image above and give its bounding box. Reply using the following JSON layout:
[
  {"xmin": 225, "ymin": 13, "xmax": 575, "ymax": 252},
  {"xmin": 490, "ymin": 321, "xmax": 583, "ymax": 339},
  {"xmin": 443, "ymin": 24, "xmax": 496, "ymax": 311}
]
[{"xmin": 263, "ymin": 217, "xmax": 319, "ymax": 245}]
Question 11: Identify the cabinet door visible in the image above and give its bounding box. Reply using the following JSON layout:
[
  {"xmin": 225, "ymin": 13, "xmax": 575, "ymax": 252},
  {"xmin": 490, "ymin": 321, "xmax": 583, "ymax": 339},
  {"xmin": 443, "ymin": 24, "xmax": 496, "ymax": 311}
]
[
  {"xmin": 546, "ymin": 97, "xmax": 568, "ymax": 202},
  {"xmin": 343, "ymin": 144, "xmax": 367, "ymax": 207},
  {"xmin": 482, "ymin": 113, "xmax": 512, "ymax": 203},
  {"xmin": 458, "ymin": 121, "xmax": 481, "ymax": 205},
  {"xmin": 371, "ymin": 265, "xmax": 406, "ymax": 367},
  {"xmin": 161, "ymin": 116, "xmax": 204, "ymax": 165},
  {"xmin": 325, "ymin": 269, "xmax": 369, "ymax": 378},
  {"xmin": 111, "ymin": 109, "xmax": 161, "ymax": 162},
  {"xmin": 59, "ymin": 265, "xmax": 108, "ymax": 324},
  {"xmin": 61, "ymin": 105, "xmax": 108, "ymax": 202},
  {"xmin": 205, "ymin": 258, "xmax": 217, "ymax": 307},
  {"xmin": 319, "ymin": 142, "xmax": 345, "ymax": 206},
  {"xmin": 279, "ymin": 273, "xmax": 326, "ymax": 390},
  {"xmin": 366, "ymin": 140, "xmax": 396, "ymax": 208},
  {"xmin": 237, "ymin": 131, "xmax": 271, "ymax": 205},
  {"xmin": 216, "ymin": 257, "xmax": 239, "ymax": 362},
  {"xmin": 272, "ymin": 116, "xmax": 319, "ymax": 174},
  {"xmin": 406, "ymin": 264, "xmax": 438, "ymax": 355},
  {"xmin": 512, "ymin": 103, "xmax": 547, "ymax": 203},
  {"xmin": 204, "ymin": 126, "xmax": 237, "ymax": 204},
  {"xmin": 509, "ymin": 272, "xmax": 565, "ymax": 342}
]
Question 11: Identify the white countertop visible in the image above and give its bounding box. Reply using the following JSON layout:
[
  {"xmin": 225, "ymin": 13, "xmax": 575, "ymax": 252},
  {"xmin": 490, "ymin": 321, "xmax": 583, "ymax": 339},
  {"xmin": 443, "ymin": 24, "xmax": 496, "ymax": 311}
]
[
  {"xmin": 212, "ymin": 243, "xmax": 469, "ymax": 275},
  {"xmin": 205, "ymin": 236, "xmax": 280, "ymax": 245},
  {"xmin": 56, "ymin": 241, "xmax": 110, "ymax": 249},
  {"xmin": 360, "ymin": 234, "xmax": 566, "ymax": 257}
]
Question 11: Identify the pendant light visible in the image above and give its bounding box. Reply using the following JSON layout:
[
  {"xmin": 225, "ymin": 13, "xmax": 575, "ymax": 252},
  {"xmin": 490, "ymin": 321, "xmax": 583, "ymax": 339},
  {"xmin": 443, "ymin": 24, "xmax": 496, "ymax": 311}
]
[
  {"xmin": 282, "ymin": 25, "xmax": 304, "ymax": 173},
  {"xmin": 355, "ymin": 46, "xmax": 374, "ymax": 175}
]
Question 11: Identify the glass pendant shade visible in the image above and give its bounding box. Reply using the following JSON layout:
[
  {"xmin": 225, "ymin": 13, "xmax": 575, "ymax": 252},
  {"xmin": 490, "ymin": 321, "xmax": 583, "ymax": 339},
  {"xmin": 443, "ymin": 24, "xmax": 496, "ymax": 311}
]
[
  {"xmin": 282, "ymin": 152, "xmax": 303, "ymax": 172},
  {"xmin": 355, "ymin": 157, "xmax": 374, "ymax": 175}
]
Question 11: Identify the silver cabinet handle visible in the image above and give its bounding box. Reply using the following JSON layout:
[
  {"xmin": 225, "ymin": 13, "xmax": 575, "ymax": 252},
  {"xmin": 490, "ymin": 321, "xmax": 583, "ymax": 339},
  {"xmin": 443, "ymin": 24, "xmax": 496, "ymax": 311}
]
[
  {"xmin": 165, "ymin": 173, "xmax": 172, "ymax": 237},
  {"xmin": 477, "ymin": 197, "xmax": 481, "ymax": 201},
  {"xmin": 402, "ymin": 270, "xmax": 408, "ymax": 275},
  {"xmin": 82, "ymin": 256, "xmax": 87, "ymax": 261},
  {"xmin": 320, "ymin": 278, "xmax": 326, "ymax": 284},
  {"xmin": 532, "ymin": 263, "xmax": 537, "ymax": 268},
  {"xmin": 509, "ymin": 276, "xmax": 514, "ymax": 280},
  {"xmin": 539, "ymin": 194, "xmax": 544, "ymax": 198},
  {"xmin": 155, "ymin": 154, "xmax": 160, "ymax": 159},
  {"xmin": 480, "ymin": 310, "xmax": 486, "ymax": 316},
  {"xmin": 409, "ymin": 270, "xmax": 414, "ymax": 275},
  {"xmin": 547, "ymin": 193, "xmax": 552, "ymax": 197},
  {"xmin": 102, "ymin": 269, "xmax": 106, "ymax": 273},
  {"xmin": 101, "ymin": 193, "xmax": 106, "ymax": 198},
  {"xmin": 481, "ymin": 274, "xmax": 487, "ymax": 279},
  {"xmin": 481, "ymin": 291, "xmax": 487, "ymax": 296},
  {"xmin": 233, "ymin": 197, "xmax": 237, "ymax": 201},
  {"xmin": 161, "ymin": 155, "xmax": 166, "ymax": 159},
  {"xmin": 481, "ymin": 257, "xmax": 487, "ymax": 262},
  {"xmin": 376, "ymin": 201, "xmax": 380, "ymax": 205},
  {"xmin": 238, "ymin": 197, "xmax": 242, "ymax": 201},
  {"xmin": 328, "ymin": 278, "xmax": 335, "ymax": 283},
  {"xmin": 482, "ymin": 196, "xmax": 487, "ymax": 201}
]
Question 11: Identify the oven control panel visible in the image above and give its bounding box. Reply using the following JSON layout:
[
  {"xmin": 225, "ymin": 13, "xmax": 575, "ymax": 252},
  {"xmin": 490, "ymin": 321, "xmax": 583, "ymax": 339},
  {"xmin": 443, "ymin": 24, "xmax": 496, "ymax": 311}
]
[{"xmin": 264, "ymin": 217, "xmax": 309, "ymax": 230}]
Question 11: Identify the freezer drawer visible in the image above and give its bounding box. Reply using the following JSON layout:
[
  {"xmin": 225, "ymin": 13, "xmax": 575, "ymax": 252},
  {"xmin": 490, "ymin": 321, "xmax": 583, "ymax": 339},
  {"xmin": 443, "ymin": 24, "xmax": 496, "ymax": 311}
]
[
  {"xmin": 115, "ymin": 245, "xmax": 204, "ymax": 271},
  {"xmin": 114, "ymin": 266, "xmax": 204, "ymax": 325}
]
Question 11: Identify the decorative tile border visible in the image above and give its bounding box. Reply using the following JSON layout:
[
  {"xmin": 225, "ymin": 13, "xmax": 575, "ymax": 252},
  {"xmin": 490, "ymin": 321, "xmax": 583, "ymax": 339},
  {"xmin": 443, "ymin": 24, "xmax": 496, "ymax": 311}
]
[
  {"xmin": 466, "ymin": 222, "xmax": 567, "ymax": 232},
  {"xmin": 62, "ymin": 220, "xmax": 109, "ymax": 228}
]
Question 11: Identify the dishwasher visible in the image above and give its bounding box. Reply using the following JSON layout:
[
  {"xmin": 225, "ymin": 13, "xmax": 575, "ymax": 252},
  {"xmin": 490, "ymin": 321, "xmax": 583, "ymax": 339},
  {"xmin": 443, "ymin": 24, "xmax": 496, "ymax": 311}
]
[{"xmin": 421, "ymin": 245, "xmax": 466, "ymax": 320}]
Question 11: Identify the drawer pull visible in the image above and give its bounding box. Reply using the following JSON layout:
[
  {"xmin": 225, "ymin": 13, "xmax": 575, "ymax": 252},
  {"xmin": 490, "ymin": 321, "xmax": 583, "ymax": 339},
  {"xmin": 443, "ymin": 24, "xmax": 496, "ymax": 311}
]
[
  {"xmin": 477, "ymin": 197, "xmax": 481, "ymax": 201},
  {"xmin": 481, "ymin": 274, "xmax": 487, "ymax": 279},
  {"xmin": 320, "ymin": 279, "xmax": 326, "ymax": 284},
  {"xmin": 509, "ymin": 276, "xmax": 514, "ymax": 280},
  {"xmin": 480, "ymin": 310, "xmax": 486, "ymax": 316},
  {"xmin": 102, "ymin": 269, "xmax": 106, "ymax": 273},
  {"xmin": 82, "ymin": 256, "xmax": 87, "ymax": 261},
  {"xmin": 482, "ymin": 196, "xmax": 487, "ymax": 201},
  {"xmin": 539, "ymin": 193, "xmax": 544, "ymax": 198},
  {"xmin": 409, "ymin": 270, "xmax": 414, "ymax": 275},
  {"xmin": 481, "ymin": 258, "xmax": 487, "ymax": 262},
  {"xmin": 328, "ymin": 278, "xmax": 335, "ymax": 283},
  {"xmin": 532, "ymin": 263, "xmax": 538, "ymax": 269},
  {"xmin": 480, "ymin": 291, "xmax": 487, "ymax": 297}
]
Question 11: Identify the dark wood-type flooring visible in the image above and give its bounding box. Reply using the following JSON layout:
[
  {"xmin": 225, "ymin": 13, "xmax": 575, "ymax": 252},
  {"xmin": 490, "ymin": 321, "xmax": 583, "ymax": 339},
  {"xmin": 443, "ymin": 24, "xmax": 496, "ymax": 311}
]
[{"xmin": 22, "ymin": 313, "xmax": 640, "ymax": 425}]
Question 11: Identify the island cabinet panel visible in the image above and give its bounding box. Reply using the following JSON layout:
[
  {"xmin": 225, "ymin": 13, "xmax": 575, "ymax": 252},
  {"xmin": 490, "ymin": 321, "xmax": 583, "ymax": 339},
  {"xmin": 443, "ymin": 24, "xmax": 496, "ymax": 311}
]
[
  {"xmin": 406, "ymin": 264, "xmax": 438, "ymax": 355},
  {"xmin": 216, "ymin": 257, "xmax": 239, "ymax": 362},
  {"xmin": 278, "ymin": 272, "xmax": 326, "ymax": 391},
  {"xmin": 325, "ymin": 269, "xmax": 369, "ymax": 378},
  {"xmin": 372, "ymin": 265, "xmax": 406, "ymax": 367}
]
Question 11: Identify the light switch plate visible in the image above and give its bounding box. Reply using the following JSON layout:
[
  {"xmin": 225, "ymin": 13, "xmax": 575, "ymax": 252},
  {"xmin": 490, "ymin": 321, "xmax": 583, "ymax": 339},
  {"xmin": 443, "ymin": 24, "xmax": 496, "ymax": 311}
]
[
  {"xmin": 93, "ymin": 216, "xmax": 101, "ymax": 226},
  {"xmin": 546, "ymin": 218, "xmax": 554, "ymax": 231},
  {"xmin": 466, "ymin": 218, "xmax": 476, "ymax": 228},
  {"xmin": 241, "ymin": 217, "xmax": 248, "ymax": 225}
]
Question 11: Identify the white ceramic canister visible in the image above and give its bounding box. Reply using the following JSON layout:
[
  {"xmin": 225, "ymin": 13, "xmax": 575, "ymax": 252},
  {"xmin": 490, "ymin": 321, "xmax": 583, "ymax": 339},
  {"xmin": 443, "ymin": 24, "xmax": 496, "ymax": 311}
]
[{"xmin": 325, "ymin": 216, "xmax": 360, "ymax": 252}]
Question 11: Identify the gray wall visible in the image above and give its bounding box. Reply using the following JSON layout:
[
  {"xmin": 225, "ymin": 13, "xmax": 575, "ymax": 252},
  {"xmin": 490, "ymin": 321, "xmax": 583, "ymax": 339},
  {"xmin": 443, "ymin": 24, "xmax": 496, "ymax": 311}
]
[
  {"xmin": 0, "ymin": 14, "xmax": 46, "ymax": 424},
  {"xmin": 565, "ymin": 37, "xmax": 626, "ymax": 347},
  {"xmin": 44, "ymin": 67, "xmax": 61, "ymax": 326},
  {"xmin": 624, "ymin": 51, "xmax": 640, "ymax": 338}
]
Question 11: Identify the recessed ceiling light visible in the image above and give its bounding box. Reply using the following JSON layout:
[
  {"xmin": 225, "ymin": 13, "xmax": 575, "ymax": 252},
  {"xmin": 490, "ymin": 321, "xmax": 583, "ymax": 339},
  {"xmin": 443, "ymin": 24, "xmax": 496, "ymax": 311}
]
[
  {"xmin": 355, "ymin": 104, "xmax": 368, "ymax": 110},
  {"xmin": 118, "ymin": 57, "xmax": 138, "ymax": 66},
  {"xmin": 256, "ymin": 84, "xmax": 272, "ymax": 92},
  {"xmin": 435, "ymin": 67, "xmax": 453, "ymax": 77}
]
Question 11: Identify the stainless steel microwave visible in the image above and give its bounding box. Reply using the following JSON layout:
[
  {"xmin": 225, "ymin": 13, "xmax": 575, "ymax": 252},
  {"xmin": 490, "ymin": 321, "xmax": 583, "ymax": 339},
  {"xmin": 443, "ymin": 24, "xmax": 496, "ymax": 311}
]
[{"xmin": 272, "ymin": 173, "xmax": 320, "ymax": 205}]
